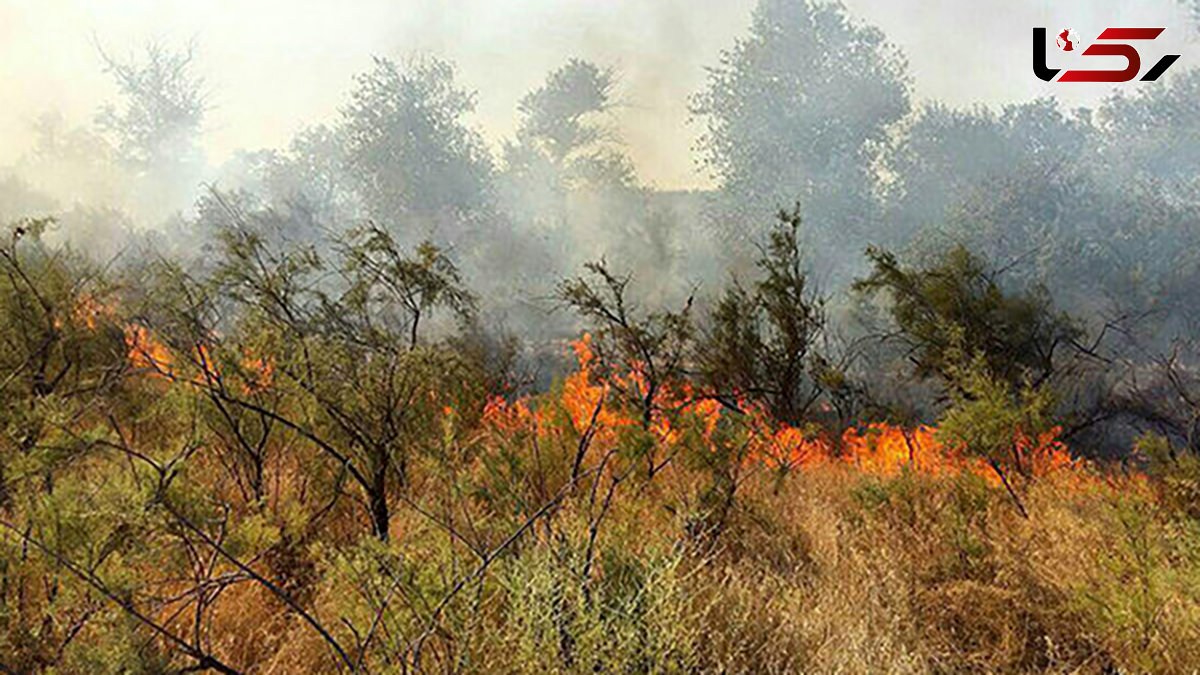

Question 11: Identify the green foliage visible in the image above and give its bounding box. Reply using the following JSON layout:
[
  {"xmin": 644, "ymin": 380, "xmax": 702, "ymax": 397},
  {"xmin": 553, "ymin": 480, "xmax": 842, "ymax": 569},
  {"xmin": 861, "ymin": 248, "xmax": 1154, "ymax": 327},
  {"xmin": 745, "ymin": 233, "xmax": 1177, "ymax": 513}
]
[
  {"xmin": 6, "ymin": 215, "xmax": 1200, "ymax": 671},
  {"xmin": 691, "ymin": 0, "xmax": 909, "ymax": 252},
  {"xmin": 1139, "ymin": 431, "xmax": 1200, "ymax": 520},
  {"xmin": 937, "ymin": 349, "xmax": 1056, "ymax": 470},
  {"xmin": 1067, "ymin": 492, "xmax": 1200, "ymax": 672},
  {"xmin": 697, "ymin": 204, "xmax": 835, "ymax": 425},
  {"xmin": 157, "ymin": 203, "xmax": 488, "ymax": 540},
  {"xmin": 342, "ymin": 56, "xmax": 494, "ymax": 226},
  {"xmin": 498, "ymin": 544, "xmax": 701, "ymax": 674},
  {"xmin": 855, "ymin": 244, "xmax": 1079, "ymax": 394},
  {"xmin": 48, "ymin": 613, "xmax": 175, "ymax": 675},
  {"xmin": 0, "ymin": 219, "xmax": 126, "ymax": 502}
]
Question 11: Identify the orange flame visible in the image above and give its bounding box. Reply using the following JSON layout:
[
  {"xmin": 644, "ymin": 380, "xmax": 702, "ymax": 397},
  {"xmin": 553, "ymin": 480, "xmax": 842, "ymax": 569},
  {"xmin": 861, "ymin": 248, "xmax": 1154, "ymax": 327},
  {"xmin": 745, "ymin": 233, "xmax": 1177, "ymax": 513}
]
[
  {"xmin": 481, "ymin": 333, "xmax": 1086, "ymax": 487},
  {"xmin": 124, "ymin": 324, "xmax": 175, "ymax": 376},
  {"xmin": 120, "ymin": 321, "xmax": 274, "ymax": 396},
  {"xmin": 241, "ymin": 353, "xmax": 275, "ymax": 394}
]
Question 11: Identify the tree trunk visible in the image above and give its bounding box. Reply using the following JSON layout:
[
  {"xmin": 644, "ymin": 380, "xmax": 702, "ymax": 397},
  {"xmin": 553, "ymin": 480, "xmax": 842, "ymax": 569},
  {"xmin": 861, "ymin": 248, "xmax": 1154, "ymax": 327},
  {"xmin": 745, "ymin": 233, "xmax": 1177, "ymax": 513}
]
[
  {"xmin": 369, "ymin": 464, "xmax": 390, "ymax": 541},
  {"xmin": 0, "ymin": 461, "xmax": 9, "ymax": 511}
]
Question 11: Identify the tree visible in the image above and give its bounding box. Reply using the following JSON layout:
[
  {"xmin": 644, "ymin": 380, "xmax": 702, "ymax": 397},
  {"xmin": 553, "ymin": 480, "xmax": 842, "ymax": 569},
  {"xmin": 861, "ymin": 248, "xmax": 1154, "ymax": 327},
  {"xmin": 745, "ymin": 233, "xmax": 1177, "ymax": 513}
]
[
  {"xmin": 502, "ymin": 58, "xmax": 632, "ymax": 200},
  {"xmin": 1095, "ymin": 68, "xmax": 1200, "ymax": 197},
  {"xmin": 936, "ymin": 349, "xmax": 1056, "ymax": 518},
  {"xmin": 342, "ymin": 56, "xmax": 494, "ymax": 240},
  {"xmin": 558, "ymin": 260, "xmax": 694, "ymax": 475},
  {"xmin": 499, "ymin": 58, "xmax": 687, "ymax": 332},
  {"xmin": 691, "ymin": 0, "xmax": 909, "ymax": 263},
  {"xmin": 513, "ymin": 58, "xmax": 619, "ymax": 170},
  {"xmin": 0, "ymin": 218, "xmax": 126, "ymax": 506},
  {"xmin": 697, "ymin": 204, "xmax": 837, "ymax": 426},
  {"xmin": 251, "ymin": 123, "xmax": 359, "ymax": 236},
  {"xmin": 147, "ymin": 193, "xmax": 478, "ymax": 540},
  {"xmin": 0, "ymin": 218, "xmax": 144, "ymax": 669},
  {"xmin": 855, "ymin": 244, "xmax": 1082, "ymax": 517},
  {"xmin": 92, "ymin": 39, "xmax": 209, "ymax": 226},
  {"xmin": 499, "ymin": 58, "xmax": 637, "ymax": 248},
  {"xmin": 883, "ymin": 99, "xmax": 1090, "ymax": 247},
  {"xmin": 854, "ymin": 244, "xmax": 1080, "ymax": 395},
  {"xmin": 96, "ymin": 40, "xmax": 206, "ymax": 173}
]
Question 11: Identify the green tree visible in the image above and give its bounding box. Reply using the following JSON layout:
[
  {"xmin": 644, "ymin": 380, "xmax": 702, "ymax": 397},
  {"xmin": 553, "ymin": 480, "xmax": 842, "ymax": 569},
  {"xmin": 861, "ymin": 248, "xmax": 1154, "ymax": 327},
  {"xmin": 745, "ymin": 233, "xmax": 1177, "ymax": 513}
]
[
  {"xmin": 0, "ymin": 218, "xmax": 126, "ymax": 507},
  {"xmin": 936, "ymin": 348, "xmax": 1056, "ymax": 517},
  {"xmin": 342, "ymin": 56, "xmax": 495, "ymax": 238},
  {"xmin": 148, "ymin": 194, "xmax": 479, "ymax": 540},
  {"xmin": 697, "ymin": 204, "xmax": 836, "ymax": 426},
  {"xmin": 691, "ymin": 0, "xmax": 909, "ymax": 260},
  {"xmin": 854, "ymin": 244, "xmax": 1080, "ymax": 394}
]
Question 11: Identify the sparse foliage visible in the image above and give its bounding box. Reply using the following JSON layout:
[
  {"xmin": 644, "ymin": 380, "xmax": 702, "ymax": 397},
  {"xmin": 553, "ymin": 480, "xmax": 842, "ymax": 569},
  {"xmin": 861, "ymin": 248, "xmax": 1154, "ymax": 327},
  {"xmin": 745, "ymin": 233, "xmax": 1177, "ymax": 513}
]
[
  {"xmin": 697, "ymin": 204, "xmax": 836, "ymax": 426},
  {"xmin": 855, "ymin": 244, "xmax": 1081, "ymax": 394},
  {"xmin": 96, "ymin": 40, "xmax": 206, "ymax": 171}
]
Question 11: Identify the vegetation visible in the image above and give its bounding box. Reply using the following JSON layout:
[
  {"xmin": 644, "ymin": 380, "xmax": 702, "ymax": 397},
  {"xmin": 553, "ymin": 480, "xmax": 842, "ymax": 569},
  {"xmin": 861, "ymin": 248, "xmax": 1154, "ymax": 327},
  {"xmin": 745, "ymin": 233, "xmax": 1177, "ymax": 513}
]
[
  {"xmin": 3, "ymin": 207, "xmax": 1200, "ymax": 673},
  {"xmin": 6, "ymin": 0, "xmax": 1200, "ymax": 671}
]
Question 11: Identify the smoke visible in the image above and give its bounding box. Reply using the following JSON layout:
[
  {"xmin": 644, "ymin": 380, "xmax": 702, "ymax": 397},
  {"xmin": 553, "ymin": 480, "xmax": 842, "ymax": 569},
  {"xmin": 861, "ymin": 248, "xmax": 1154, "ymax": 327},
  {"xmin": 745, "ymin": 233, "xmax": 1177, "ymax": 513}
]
[
  {"xmin": 5, "ymin": 0, "xmax": 1193, "ymax": 202},
  {"xmin": 1, "ymin": 0, "xmax": 1197, "ymax": 302},
  {"xmin": 2, "ymin": 0, "xmax": 1198, "ymax": 450}
]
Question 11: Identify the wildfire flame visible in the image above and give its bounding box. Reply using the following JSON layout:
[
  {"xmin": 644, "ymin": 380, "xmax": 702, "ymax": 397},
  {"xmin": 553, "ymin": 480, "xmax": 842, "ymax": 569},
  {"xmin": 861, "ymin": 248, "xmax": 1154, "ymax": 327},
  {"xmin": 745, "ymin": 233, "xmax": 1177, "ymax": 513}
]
[
  {"xmin": 482, "ymin": 335, "xmax": 1085, "ymax": 487},
  {"xmin": 111, "ymin": 307, "xmax": 1084, "ymax": 487},
  {"xmin": 124, "ymin": 324, "xmax": 175, "ymax": 376}
]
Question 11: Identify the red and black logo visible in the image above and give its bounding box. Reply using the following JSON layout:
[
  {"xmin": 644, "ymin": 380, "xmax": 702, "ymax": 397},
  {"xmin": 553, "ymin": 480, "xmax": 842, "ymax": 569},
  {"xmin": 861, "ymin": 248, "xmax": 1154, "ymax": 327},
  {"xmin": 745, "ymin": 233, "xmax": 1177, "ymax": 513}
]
[{"xmin": 1034, "ymin": 27, "xmax": 1180, "ymax": 82}]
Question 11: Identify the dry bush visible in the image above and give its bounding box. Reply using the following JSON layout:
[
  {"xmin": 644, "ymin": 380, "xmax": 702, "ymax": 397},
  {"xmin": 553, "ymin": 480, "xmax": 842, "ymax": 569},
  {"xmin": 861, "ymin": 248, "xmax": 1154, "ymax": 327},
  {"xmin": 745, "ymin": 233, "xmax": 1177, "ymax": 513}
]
[{"xmin": 10, "ymin": 389, "xmax": 1200, "ymax": 673}]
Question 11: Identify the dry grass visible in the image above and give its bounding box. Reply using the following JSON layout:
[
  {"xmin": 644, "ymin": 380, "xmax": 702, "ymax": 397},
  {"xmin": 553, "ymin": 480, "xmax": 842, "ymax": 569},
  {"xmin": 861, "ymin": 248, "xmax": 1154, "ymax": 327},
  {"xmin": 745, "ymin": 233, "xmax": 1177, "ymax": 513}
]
[
  {"xmin": 9, "ymin": 430, "xmax": 1200, "ymax": 673},
  {"xmin": 287, "ymin": 463, "xmax": 1196, "ymax": 674}
]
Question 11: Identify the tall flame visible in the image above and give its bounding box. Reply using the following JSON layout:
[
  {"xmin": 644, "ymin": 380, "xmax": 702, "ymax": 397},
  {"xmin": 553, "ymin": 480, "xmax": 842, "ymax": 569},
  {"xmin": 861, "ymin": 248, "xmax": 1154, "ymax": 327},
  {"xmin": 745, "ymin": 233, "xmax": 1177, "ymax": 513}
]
[{"xmin": 482, "ymin": 334, "xmax": 1084, "ymax": 486}]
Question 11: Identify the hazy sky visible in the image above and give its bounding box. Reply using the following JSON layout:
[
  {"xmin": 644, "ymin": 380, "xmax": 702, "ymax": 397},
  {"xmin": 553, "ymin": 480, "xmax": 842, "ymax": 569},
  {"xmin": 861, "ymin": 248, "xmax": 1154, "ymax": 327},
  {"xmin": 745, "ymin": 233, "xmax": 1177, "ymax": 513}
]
[{"xmin": 1, "ymin": 0, "xmax": 1197, "ymax": 189}]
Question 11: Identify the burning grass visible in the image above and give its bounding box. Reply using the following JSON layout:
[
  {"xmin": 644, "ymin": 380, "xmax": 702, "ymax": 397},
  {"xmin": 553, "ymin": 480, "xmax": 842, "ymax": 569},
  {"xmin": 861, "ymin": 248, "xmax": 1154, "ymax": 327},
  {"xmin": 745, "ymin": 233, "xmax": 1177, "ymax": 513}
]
[
  {"xmin": 6, "ymin": 328, "xmax": 1200, "ymax": 673},
  {"xmin": 484, "ymin": 335, "xmax": 1083, "ymax": 490}
]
